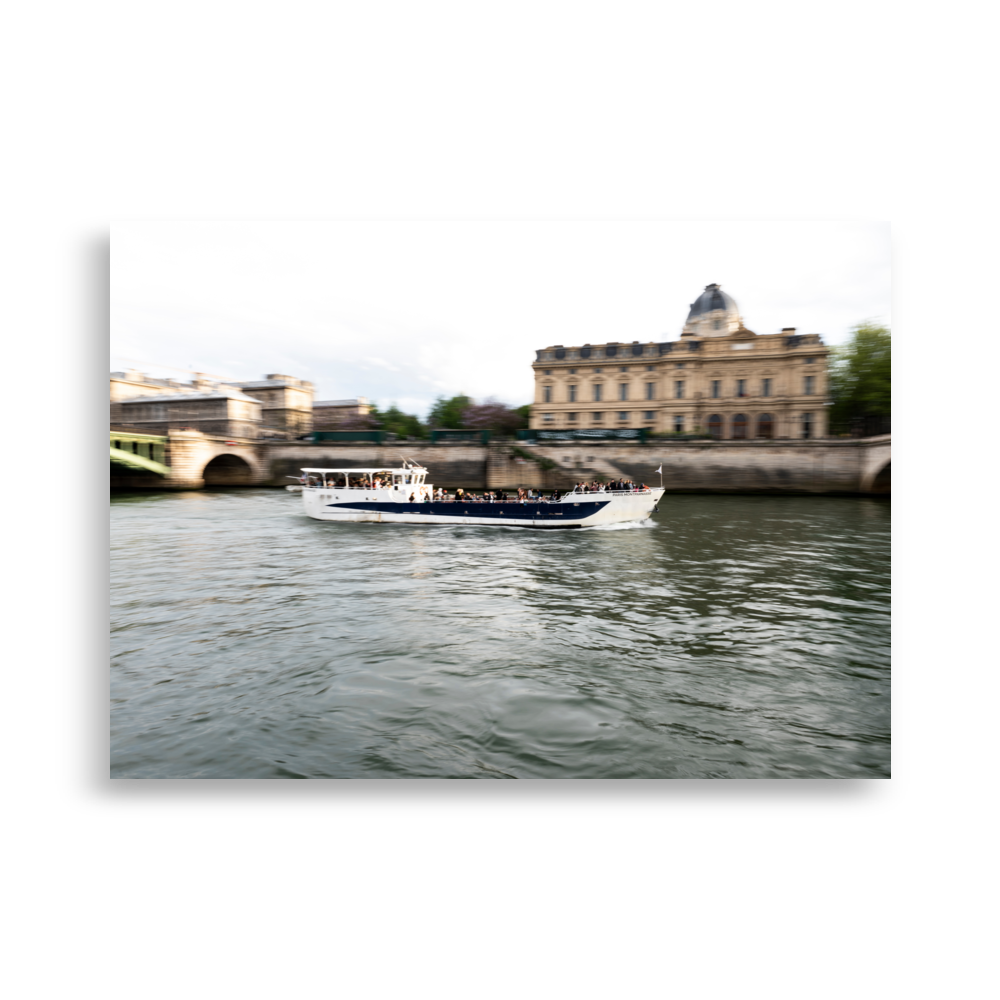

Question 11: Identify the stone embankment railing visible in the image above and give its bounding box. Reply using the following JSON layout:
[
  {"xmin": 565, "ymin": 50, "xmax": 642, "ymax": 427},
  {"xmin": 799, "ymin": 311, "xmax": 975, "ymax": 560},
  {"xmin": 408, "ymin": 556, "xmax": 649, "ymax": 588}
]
[{"xmin": 111, "ymin": 431, "xmax": 890, "ymax": 495}]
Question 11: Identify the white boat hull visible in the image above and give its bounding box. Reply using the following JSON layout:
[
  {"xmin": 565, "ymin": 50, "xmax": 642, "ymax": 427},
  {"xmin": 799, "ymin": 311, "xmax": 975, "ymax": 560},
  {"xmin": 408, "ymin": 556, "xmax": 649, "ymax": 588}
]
[{"xmin": 301, "ymin": 488, "xmax": 663, "ymax": 528}]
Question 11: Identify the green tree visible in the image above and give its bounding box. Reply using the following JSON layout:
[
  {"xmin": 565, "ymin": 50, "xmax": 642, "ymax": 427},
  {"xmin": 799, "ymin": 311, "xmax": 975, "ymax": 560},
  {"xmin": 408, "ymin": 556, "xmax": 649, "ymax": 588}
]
[
  {"xmin": 427, "ymin": 394, "xmax": 472, "ymax": 429},
  {"xmin": 368, "ymin": 403, "xmax": 427, "ymax": 439},
  {"xmin": 828, "ymin": 321, "xmax": 891, "ymax": 436}
]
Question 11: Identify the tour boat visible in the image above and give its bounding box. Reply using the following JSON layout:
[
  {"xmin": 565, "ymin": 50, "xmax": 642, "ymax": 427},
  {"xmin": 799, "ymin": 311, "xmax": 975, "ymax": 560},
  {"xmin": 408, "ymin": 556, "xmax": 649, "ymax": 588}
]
[{"xmin": 295, "ymin": 464, "xmax": 663, "ymax": 529}]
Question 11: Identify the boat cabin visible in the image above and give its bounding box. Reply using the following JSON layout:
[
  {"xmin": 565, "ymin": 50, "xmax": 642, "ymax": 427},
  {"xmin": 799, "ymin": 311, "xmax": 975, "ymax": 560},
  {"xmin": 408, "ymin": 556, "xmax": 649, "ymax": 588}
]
[{"xmin": 299, "ymin": 466, "xmax": 429, "ymax": 495}]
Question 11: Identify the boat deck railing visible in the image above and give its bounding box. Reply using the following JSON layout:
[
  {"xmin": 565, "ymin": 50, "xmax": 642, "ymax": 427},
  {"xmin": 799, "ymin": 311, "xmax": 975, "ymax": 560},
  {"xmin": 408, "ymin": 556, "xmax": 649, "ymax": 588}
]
[{"xmin": 301, "ymin": 485, "xmax": 654, "ymax": 499}]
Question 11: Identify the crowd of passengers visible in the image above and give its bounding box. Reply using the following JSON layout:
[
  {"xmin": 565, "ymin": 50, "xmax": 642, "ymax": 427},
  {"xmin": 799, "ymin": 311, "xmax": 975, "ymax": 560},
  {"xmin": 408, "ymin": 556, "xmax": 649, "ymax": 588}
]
[
  {"xmin": 433, "ymin": 488, "xmax": 558, "ymax": 503},
  {"xmin": 571, "ymin": 479, "xmax": 645, "ymax": 493},
  {"xmin": 302, "ymin": 475, "xmax": 648, "ymax": 499},
  {"xmin": 431, "ymin": 482, "xmax": 648, "ymax": 501}
]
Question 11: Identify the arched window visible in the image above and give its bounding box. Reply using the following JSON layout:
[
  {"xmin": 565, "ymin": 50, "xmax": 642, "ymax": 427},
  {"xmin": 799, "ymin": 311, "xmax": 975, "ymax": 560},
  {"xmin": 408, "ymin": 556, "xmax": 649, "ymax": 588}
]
[
  {"xmin": 708, "ymin": 414, "xmax": 723, "ymax": 440},
  {"xmin": 756, "ymin": 413, "xmax": 773, "ymax": 439},
  {"xmin": 732, "ymin": 413, "xmax": 747, "ymax": 439}
]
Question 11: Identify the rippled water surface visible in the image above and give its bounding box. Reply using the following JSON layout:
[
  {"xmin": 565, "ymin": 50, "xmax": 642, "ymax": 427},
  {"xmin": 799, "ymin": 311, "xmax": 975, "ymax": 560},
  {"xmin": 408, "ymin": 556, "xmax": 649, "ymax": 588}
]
[{"xmin": 111, "ymin": 490, "xmax": 890, "ymax": 778}]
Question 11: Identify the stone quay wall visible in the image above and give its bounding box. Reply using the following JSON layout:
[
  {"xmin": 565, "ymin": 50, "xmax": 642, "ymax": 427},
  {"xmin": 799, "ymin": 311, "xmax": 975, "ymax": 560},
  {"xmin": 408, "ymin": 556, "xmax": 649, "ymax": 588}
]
[
  {"xmin": 260, "ymin": 438, "xmax": 890, "ymax": 495},
  {"xmin": 525, "ymin": 437, "xmax": 890, "ymax": 494},
  {"xmin": 114, "ymin": 434, "xmax": 890, "ymax": 495}
]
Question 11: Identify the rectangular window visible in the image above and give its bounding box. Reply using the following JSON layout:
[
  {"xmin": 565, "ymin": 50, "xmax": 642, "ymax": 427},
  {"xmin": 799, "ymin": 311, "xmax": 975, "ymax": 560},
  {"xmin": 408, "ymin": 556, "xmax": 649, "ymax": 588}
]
[
  {"xmin": 676, "ymin": 362, "xmax": 685, "ymax": 368},
  {"xmin": 568, "ymin": 385, "xmax": 577, "ymax": 402},
  {"xmin": 593, "ymin": 384, "xmax": 603, "ymax": 402},
  {"xmin": 711, "ymin": 380, "xmax": 721, "ymax": 399},
  {"xmin": 542, "ymin": 413, "xmax": 554, "ymax": 422},
  {"xmin": 674, "ymin": 415, "xmax": 684, "ymax": 433},
  {"xmin": 543, "ymin": 385, "xmax": 552, "ymax": 402},
  {"xmin": 674, "ymin": 380, "xmax": 685, "ymax": 399},
  {"xmin": 762, "ymin": 378, "xmax": 772, "ymax": 398},
  {"xmin": 619, "ymin": 383, "xmax": 629, "ymax": 401},
  {"xmin": 646, "ymin": 365, "xmax": 655, "ymax": 371},
  {"xmin": 804, "ymin": 375, "xmax": 815, "ymax": 395},
  {"xmin": 592, "ymin": 411, "xmax": 603, "ymax": 421},
  {"xmin": 619, "ymin": 366, "xmax": 629, "ymax": 373},
  {"xmin": 802, "ymin": 412, "xmax": 813, "ymax": 439},
  {"xmin": 567, "ymin": 412, "xmax": 577, "ymax": 422},
  {"xmin": 643, "ymin": 411, "xmax": 655, "ymax": 421},
  {"xmin": 736, "ymin": 379, "xmax": 747, "ymax": 397},
  {"xmin": 543, "ymin": 369, "xmax": 552, "ymax": 375},
  {"xmin": 645, "ymin": 382, "xmax": 655, "ymax": 400},
  {"xmin": 618, "ymin": 411, "xmax": 629, "ymax": 421}
]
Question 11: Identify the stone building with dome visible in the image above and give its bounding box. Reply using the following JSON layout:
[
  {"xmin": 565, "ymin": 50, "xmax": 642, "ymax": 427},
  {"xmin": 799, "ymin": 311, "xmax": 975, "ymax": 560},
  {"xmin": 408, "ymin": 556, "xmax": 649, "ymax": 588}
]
[{"xmin": 530, "ymin": 283, "xmax": 829, "ymax": 440}]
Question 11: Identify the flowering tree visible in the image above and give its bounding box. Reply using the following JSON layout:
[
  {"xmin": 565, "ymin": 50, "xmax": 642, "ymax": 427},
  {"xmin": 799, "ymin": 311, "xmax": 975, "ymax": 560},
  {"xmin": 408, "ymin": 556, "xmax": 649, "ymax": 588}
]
[
  {"xmin": 328, "ymin": 411, "xmax": 380, "ymax": 430},
  {"xmin": 460, "ymin": 398, "xmax": 528, "ymax": 435}
]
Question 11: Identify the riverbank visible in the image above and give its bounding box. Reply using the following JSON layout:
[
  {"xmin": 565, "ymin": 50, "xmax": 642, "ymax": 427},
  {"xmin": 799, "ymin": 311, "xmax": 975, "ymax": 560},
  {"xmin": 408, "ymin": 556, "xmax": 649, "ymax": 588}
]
[{"xmin": 112, "ymin": 434, "xmax": 891, "ymax": 495}]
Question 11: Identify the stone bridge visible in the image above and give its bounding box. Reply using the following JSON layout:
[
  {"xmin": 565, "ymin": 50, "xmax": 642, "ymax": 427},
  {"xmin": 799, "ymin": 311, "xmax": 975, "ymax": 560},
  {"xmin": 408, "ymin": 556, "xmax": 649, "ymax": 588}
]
[
  {"xmin": 111, "ymin": 430, "xmax": 890, "ymax": 495},
  {"xmin": 111, "ymin": 429, "xmax": 268, "ymax": 489},
  {"xmin": 857, "ymin": 435, "xmax": 891, "ymax": 493}
]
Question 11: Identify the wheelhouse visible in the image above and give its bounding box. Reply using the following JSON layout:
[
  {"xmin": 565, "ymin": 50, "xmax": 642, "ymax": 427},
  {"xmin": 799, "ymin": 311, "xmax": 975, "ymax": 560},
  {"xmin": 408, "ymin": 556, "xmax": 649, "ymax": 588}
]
[{"xmin": 299, "ymin": 467, "xmax": 427, "ymax": 489}]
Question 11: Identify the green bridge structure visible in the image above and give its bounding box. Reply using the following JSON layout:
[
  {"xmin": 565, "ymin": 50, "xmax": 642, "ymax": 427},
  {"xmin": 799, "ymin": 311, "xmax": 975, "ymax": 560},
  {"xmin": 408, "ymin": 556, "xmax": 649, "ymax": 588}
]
[{"xmin": 110, "ymin": 431, "xmax": 171, "ymax": 478}]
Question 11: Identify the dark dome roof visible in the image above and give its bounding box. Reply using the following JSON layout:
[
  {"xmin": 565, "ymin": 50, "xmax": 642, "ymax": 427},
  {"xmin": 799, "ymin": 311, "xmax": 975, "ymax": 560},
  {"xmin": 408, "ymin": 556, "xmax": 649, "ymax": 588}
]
[{"xmin": 686, "ymin": 283, "xmax": 738, "ymax": 321}]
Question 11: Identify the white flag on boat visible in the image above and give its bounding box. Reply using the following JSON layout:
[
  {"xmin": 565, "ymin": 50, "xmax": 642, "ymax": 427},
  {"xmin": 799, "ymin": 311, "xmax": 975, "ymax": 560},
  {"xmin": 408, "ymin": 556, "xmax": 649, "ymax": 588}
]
[{"xmin": 655, "ymin": 465, "xmax": 662, "ymax": 474}]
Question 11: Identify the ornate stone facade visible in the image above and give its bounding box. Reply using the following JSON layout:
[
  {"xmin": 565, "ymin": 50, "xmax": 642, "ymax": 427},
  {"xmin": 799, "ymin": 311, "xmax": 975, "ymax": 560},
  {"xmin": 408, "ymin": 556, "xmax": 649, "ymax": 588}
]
[
  {"xmin": 312, "ymin": 397, "xmax": 372, "ymax": 431},
  {"xmin": 530, "ymin": 284, "xmax": 829, "ymax": 440},
  {"xmin": 116, "ymin": 388, "xmax": 263, "ymax": 439},
  {"xmin": 228, "ymin": 375, "xmax": 314, "ymax": 436},
  {"xmin": 111, "ymin": 371, "xmax": 313, "ymax": 439}
]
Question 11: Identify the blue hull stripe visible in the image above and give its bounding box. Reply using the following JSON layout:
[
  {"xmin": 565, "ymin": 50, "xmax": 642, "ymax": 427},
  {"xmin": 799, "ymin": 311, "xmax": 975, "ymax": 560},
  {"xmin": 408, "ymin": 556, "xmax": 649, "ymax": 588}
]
[{"xmin": 326, "ymin": 500, "xmax": 609, "ymax": 521}]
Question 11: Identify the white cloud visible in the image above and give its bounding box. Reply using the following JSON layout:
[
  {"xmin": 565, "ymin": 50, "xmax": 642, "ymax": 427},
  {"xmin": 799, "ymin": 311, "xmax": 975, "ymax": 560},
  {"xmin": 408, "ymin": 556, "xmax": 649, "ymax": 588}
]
[{"xmin": 113, "ymin": 221, "xmax": 891, "ymax": 417}]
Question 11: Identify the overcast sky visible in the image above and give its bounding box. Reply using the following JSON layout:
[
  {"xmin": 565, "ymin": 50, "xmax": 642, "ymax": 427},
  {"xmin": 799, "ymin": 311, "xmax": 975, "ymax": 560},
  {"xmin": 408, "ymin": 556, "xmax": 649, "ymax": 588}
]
[{"xmin": 112, "ymin": 221, "xmax": 890, "ymax": 417}]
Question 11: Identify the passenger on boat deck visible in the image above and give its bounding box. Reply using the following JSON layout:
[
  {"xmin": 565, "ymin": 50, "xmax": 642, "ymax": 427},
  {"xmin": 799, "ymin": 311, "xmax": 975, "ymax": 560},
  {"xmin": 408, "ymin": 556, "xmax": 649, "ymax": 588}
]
[{"xmin": 409, "ymin": 493, "xmax": 416, "ymax": 502}]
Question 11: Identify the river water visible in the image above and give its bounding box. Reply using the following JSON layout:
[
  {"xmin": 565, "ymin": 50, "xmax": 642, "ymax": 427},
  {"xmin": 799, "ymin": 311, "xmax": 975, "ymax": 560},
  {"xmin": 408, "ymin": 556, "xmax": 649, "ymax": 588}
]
[{"xmin": 110, "ymin": 490, "xmax": 890, "ymax": 779}]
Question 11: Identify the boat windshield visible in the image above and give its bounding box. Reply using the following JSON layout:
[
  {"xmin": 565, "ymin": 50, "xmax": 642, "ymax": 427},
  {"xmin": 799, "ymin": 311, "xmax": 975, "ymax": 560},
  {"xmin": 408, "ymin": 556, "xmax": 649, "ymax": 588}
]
[{"xmin": 299, "ymin": 468, "xmax": 424, "ymax": 489}]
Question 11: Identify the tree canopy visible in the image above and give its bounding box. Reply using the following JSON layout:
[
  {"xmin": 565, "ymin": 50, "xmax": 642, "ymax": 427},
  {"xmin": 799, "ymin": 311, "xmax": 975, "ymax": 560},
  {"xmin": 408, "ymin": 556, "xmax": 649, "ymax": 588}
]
[
  {"xmin": 460, "ymin": 398, "xmax": 529, "ymax": 434},
  {"xmin": 828, "ymin": 321, "xmax": 891, "ymax": 436},
  {"xmin": 427, "ymin": 394, "xmax": 473, "ymax": 429},
  {"xmin": 368, "ymin": 403, "xmax": 427, "ymax": 439},
  {"xmin": 323, "ymin": 393, "xmax": 528, "ymax": 438}
]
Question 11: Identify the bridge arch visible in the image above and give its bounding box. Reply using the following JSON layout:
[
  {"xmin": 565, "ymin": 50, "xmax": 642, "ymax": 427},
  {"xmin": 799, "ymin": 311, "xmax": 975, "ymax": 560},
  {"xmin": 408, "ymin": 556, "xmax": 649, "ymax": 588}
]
[
  {"xmin": 858, "ymin": 437, "xmax": 891, "ymax": 493},
  {"xmin": 202, "ymin": 453, "xmax": 255, "ymax": 485},
  {"xmin": 869, "ymin": 461, "xmax": 891, "ymax": 495}
]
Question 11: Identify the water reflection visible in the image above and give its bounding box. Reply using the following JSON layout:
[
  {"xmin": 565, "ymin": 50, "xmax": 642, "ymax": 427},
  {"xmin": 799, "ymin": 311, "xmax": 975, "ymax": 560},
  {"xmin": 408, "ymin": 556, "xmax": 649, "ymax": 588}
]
[{"xmin": 111, "ymin": 491, "xmax": 890, "ymax": 778}]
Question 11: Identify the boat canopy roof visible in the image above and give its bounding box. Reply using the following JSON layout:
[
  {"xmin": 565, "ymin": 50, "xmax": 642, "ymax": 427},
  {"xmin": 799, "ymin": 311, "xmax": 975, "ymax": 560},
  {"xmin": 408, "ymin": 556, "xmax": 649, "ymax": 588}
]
[{"xmin": 300, "ymin": 466, "xmax": 425, "ymax": 474}]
